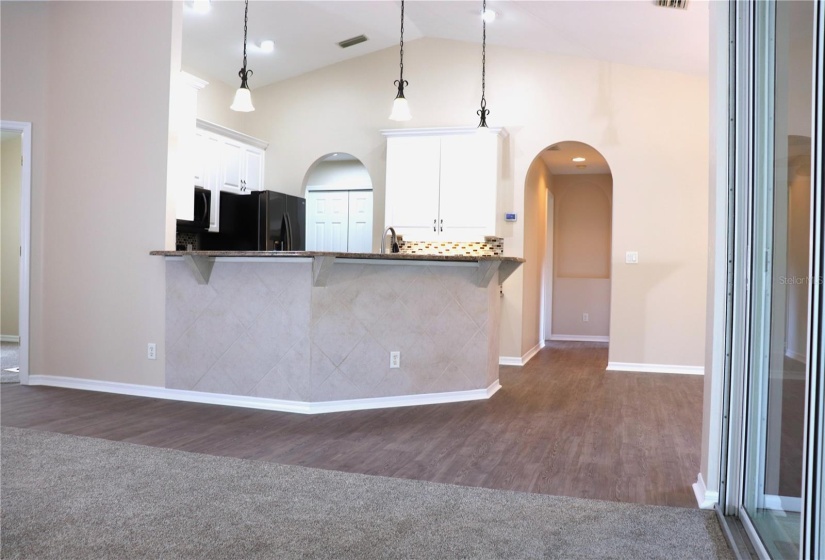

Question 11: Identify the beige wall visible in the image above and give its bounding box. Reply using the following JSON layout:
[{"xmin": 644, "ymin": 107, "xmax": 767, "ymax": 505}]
[
  {"xmin": 184, "ymin": 68, "xmax": 249, "ymax": 133},
  {"xmin": 1, "ymin": 135, "xmax": 22, "ymax": 338},
  {"xmin": 305, "ymin": 159, "xmax": 373, "ymax": 192},
  {"xmin": 0, "ymin": 2, "xmax": 48, "ymax": 363},
  {"xmin": 520, "ymin": 157, "xmax": 549, "ymax": 355},
  {"xmin": 1, "ymin": 1, "xmax": 177, "ymax": 384},
  {"xmin": 239, "ymin": 37, "xmax": 708, "ymax": 367},
  {"xmin": 551, "ymin": 174, "xmax": 612, "ymax": 338}
]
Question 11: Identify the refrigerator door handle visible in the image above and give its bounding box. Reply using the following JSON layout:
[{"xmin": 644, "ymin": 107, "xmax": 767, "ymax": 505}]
[
  {"xmin": 284, "ymin": 213, "xmax": 293, "ymax": 251},
  {"xmin": 200, "ymin": 192, "xmax": 209, "ymax": 224}
]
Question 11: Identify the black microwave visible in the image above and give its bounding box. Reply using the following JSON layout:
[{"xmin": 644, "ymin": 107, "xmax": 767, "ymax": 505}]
[{"xmin": 176, "ymin": 188, "xmax": 211, "ymax": 233}]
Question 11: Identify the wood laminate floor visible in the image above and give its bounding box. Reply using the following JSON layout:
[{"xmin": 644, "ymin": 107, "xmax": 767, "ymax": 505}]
[{"xmin": 0, "ymin": 342, "xmax": 702, "ymax": 507}]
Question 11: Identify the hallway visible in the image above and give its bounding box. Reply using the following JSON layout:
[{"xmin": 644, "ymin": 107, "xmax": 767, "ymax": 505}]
[{"xmin": 0, "ymin": 342, "xmax": 703, "ymax": 507}]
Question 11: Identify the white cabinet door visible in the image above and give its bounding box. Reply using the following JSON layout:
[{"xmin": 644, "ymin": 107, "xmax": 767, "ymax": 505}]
[
  {"xmin": 220, "ymin": 139, "xmax": 244, "ymax": 193},
  {"xmin": 194, "ymin": 123, "xmax": 267, "ymax": 231},
  {"xmin": 202, "ymin": 134, "xmax": 222, "ymax": 231},
  {"xmin": 385, "ymin": 136, "xmax": 441, "ymax": 241},
  {"xmin": 438, "ymin": 133, "xmax": 497, "ymax": 240},
  {"xmin": 193, "ymin": 131, "xmax": 206, "ymax": 188},
  {"xmin": 306, "ymin": 191, "xmax": 350, "ymax": 252},
  {"xmin": 348, "ymin": 191, "xmax": 373, "ymax": 253},
  {"xmin": 242, "ymin": 146, "xmax": 264, "ymax": 191}
]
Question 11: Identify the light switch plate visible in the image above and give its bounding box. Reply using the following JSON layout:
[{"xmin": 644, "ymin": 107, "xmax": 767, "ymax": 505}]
[{"xmin": 626, "ymin": 251, "xmax": 639, "ymax": 264}]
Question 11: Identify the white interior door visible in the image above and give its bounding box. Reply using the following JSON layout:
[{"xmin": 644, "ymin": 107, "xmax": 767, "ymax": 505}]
[
  {"xmin": 306, "ymin": 191, "xmax": 349, "ymax": 251},
  {"xmin": 348, "ymin": 191, "xmax": 373, "ymax": 253}
]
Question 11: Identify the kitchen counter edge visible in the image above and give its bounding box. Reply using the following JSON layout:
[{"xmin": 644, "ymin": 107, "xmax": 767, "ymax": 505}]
[{"xmin": 150, "ymin": 250, "xmax": 525, "ymax": 263}]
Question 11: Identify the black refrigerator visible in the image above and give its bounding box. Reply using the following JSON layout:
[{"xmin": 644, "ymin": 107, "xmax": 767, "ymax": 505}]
[{"xmin": 203, "ymin": 190, "xmax": 306, "ymax": 251}]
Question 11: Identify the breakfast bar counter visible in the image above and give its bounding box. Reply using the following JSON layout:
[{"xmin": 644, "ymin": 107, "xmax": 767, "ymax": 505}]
[{"xmin": 151, "ymin": 251, "xmax": 523, "ymax": 413}]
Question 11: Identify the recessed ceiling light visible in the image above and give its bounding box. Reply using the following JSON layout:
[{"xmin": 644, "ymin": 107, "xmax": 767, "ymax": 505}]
[
  {"xmin": 260, "ymin": 40, "xmax": 275, "ymax": 53},
  {"xmin": 482, "ymin": 9, "xmax": 497, "ymax": 23},
  {"xmin": 192, "ymin": 0, "xmax": 210, "ymax": 14},
  {"xmin": 572, "ymin": 157, "xmax": 586, "ymax": 162}
]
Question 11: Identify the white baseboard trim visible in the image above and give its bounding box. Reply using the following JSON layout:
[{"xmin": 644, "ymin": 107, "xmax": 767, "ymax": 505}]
[
  {"xmin": 0, "ymin": 335, "xmax": 20, "ymax": 343},
  {"xmin": 499, "ymin": 341, "xmax": 544, "ymax": 367},
  {"xmin": 606, "ymin": 362, "xmax": 705, "ymax": 375},
  {"xmin": 785, "ymin": 349, "xmax": 806, "ymax": 363},
  {"xmin": 692, "ymin": 473, "xmax": 719, "ymax": 509},
  {"xmin": 548, "ymin": 334, "xmax": 609, "ymax": 343},
  {"xmin": 764, "ymin": 494, "xmax": 802, "ymax": 513},
  {"xmin": 27, "ymin": 375, "xmax": 501, "ymax": 415}
]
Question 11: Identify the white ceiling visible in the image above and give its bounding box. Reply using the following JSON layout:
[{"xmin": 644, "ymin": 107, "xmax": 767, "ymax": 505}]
[
  {"xmin": 183, "ymin": 0, "xmax": 709, "ymax": 89},
  {"xmin": 539, "ymin": 141, "xmax": 610, "ymax": 174}
]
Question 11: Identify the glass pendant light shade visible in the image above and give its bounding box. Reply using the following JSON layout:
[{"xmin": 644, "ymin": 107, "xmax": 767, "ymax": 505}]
[
  {"xmin": 389, "ymin": 94, "xmax": 411, "ymax": 121},
  {"xmin": 231, "ymin": 86, "xmax": 254, "ymax": 112}
]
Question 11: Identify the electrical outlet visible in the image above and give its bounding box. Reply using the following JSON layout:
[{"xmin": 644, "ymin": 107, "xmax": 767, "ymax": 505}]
[
  {"xmin": 147, "ymin": 343, "xmax": 157, "ymax": 360},
  {"xmin": 626, "ymin": 251, "xmax": 639, "ymax": 264},
  {"xmin": 582, "ymin": 313, "xmax": 589, "ymax": 322},
  {"xmin": 390, "ymin": 351, "xmax": 401, "ymax": 369}
]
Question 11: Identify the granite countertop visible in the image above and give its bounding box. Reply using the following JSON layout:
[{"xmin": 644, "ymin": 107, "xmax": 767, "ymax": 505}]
[{"xmin": 150, "ymin": 250, "xmax": 525, "ymax": 263}]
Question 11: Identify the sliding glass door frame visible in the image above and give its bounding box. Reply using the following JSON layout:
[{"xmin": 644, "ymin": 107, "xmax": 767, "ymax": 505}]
[
  {"xmin": 801, "ymin": 3, "xmax": 824, "ymax": 558},
  {"xmin": 721, "ymin": 0, "xmax": 824, "ymax": 558}
]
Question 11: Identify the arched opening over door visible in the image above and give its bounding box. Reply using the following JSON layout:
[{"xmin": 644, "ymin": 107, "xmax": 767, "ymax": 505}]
[
  {"xmin": 527, "ymin": 141, "xmax": 613, "ymax": 349},
  {"xmin": 302, "ymin": 153, "xmax": 374, "ymax": 253}
]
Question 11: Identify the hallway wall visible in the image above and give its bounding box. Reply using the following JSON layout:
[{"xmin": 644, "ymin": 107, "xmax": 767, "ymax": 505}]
[{"xmin": 551, "ymin": 174, "xmax": 612, "ymax": 338}]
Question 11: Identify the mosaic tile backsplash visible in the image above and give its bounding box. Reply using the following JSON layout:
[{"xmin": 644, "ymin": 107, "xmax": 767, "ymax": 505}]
[
  {"xmin": 176, "ymin": 232, "xmax": 199, "ymax": 251},
  {"xmin": 398, "ymin": 236, "xmax": 504, "ymax": 256}
]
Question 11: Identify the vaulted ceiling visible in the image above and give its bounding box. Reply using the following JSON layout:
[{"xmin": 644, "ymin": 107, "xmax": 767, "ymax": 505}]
[{"xmin": 183, "ymin": 0, "xmax": 709, "ymax": 89}]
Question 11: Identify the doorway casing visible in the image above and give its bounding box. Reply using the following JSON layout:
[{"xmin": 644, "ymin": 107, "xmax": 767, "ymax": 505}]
[{"xmin": 1, "ymin": 120, "xmax": 32, "ymax": 385}]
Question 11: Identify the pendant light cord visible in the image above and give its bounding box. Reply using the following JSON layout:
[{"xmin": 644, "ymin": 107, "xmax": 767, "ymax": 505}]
[
  {"xmin": 481, "ymin": 0, "xmax": 486, "ymax": 112},
  {"xmin": 477, "ymin": 0, "xmax": 489, "ymax": 126},
  {"xmin": 239, "ymin": 0, "xmax": 252, "ymax": 85},
  {"xmin": 243, "ymin": 0, "xmax": 248, "ymax": 70},
  {"xmin": 395, "ymin": 0, "xmax": 407, "ymax": 91}
]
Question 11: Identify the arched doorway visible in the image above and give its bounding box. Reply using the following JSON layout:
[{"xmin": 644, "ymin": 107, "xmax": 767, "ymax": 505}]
[
  {"xmin": 302, "ymin": 153, "xmax": 373, "ymax": 252},
  {"xmin": 535, "ymin": 141, "xmax": 613, "ymax": 345}
]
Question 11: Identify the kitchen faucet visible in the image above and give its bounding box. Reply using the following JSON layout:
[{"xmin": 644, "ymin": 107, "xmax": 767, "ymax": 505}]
[{"xmin": 381, "ymin": 227, "xmax": 399, "ymax": 254}]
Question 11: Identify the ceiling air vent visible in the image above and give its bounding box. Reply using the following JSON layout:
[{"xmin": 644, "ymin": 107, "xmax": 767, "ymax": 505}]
[
  {"xmin": 338, "ymin": 35, "xmax": 368, "ymax": 49},
  {"xmin": 656, "ymin": 0, "xmax": 688, "ymax": 8}
]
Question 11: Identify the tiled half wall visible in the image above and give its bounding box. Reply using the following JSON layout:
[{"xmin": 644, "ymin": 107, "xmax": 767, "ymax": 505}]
[{"xmin": 165, "ymin": 260, "xmax": 501, "ymax": 402}]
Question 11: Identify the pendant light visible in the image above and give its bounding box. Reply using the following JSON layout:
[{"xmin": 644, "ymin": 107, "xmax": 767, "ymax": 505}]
[
  {"xmin": 230, "ymin": 0, "xmax": 255, "ymax": 112},
  {"xmin": 476, "ymin": 0, "xmax": 490, "ymax": 129},
  {"xmin": 389, "ymin": 0, "xmax": 411, "ymax": 121}
]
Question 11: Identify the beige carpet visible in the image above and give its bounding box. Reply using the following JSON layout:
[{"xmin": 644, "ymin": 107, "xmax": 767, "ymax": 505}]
[{"xmin": 1, "ymin": 427, "xmax": 733, "ymax": 560}]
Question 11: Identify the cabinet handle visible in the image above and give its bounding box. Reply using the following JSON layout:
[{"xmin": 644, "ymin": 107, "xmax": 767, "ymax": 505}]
[
  {"xmin": 433, "ymin": 219, "xmax": 436, "ymax": 232},
  {"xmin": 440, "ymin": 219, "xmax": 443, "ymax": 232}
]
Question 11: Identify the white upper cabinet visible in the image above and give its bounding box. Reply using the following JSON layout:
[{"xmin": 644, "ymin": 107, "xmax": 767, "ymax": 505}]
[
  {"xmin": 385, "ymin": 136, "xmax": 441, "ymax": 241},
  {"xmin": 384, "ymin": 128, "xmax": 503, "ymax": 242},
  {"xmin": 193, "ymin": 120, "xmax": 268, "ymax": 231},
  {"xmin": 242, "ymin": 145, "xmax": 264, "ymax": 191},
  {"xmin": 174, "ymin": 72, "xmax": 207, "ymax": 221},
  {"xmin": 220, "ymin": 139, "xmax": 244, "ymax": 193}
]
